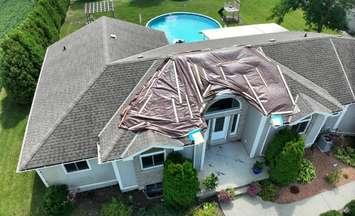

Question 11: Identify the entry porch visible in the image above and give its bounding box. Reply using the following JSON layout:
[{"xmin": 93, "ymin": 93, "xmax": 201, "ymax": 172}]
[{"xmin": 198, "ymin": 142, "xmax": 268, "ymax": 191}]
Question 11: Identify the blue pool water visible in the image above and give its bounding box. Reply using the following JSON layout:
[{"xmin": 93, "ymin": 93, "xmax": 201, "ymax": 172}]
[{"xmin": 147, "ymin": 12, "xmax": 221, "ymax": 44}]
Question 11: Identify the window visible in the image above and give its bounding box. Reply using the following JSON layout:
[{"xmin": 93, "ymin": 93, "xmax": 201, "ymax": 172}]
[
  {"xmin": 145, "ymin": 182, "xmax": 163, "ymax": 198},
  {"xmin": 64, "ymin": 161, "xmax": 89, "ymax": 173},
  {"xmin": 230, "ymin": 114, "xmax": 239, "ymax": 134},
  {"xmin": 206, "ymin": 98, "xmax": 240, "ymax": 113},
  {"xmin": 140, "ymin": 151, "xmax": 165, "ymax": 170},
  {"xmin": 292, "ymin": 117, "xmax": 311, "ymax": 134},
  {"xmin": 214, "ymin": 117, "xmax": 225, "ymax": 132}
]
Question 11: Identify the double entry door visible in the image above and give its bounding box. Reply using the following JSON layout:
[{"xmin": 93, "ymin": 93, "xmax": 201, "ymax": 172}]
[{"xmin": 206, "ymin": 114, "xmax": 239, "ymax": 145}]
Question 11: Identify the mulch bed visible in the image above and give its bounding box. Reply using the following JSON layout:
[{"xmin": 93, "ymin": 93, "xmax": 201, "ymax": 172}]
[{"xmin": 276, "ymin": 148, "xmax": 355, "ymax": 204}]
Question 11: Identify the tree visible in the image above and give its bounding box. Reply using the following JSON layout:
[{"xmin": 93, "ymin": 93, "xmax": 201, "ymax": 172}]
[
  {"xmin": 265, "ymin": 128, "xmax": 305, "ymax": 185},
  {"xmin": 163, "ymin": 153, "xmax": 199, "ymax": 209},
  {"xmin": 271, "ymin": 0, "xmax": 355, "ymax": 32}
]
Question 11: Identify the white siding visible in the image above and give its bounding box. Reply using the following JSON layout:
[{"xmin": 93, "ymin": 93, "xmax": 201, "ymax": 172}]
[
  {"xmin": 241, "ymin": 105, "xmax": 263, "ymax": 155},
  {"xmin": 38, "ymin": 158, "xmax": 116, "ymax": 192},
  {"xmin": 337, "ymin": 103, "xmax": 355, "ymax": 134}
]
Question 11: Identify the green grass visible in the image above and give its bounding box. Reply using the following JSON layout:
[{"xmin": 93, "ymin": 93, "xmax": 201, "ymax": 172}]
[
  {"xmin": 0, "ymin": 0, "xmax": 33, "ymax": 38},
  {"xmin": 60, "ymin": 0, "xmax": 337, "ymax": 38},
  {"xmin": 0, "ymin": 90, "xmax": 44, "ymax": 216}
]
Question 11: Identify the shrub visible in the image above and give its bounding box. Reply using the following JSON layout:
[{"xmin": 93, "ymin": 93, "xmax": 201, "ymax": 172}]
[
  {"xmin": 163, "ymin": 153, "xmax": 199, "ymax": 209},
  {"xmin": 247, "ymin": 183, "xmax": 261, "ymax": 197},
  {"xmin": 335, "ymin": 146, "xmax": 355, "ymax": 167},
  {"xmin": 42, "ymin": 185, "xmax": 73, "ymax": 216},
  {"xmin": 100, "ymin": 198, "xmax": 132, "ymax": 216},
  {"xmin": 343, "ymin": 199, "xmax": 355, "ymax": 216},
  {"xmin": 325, "ymin": 169, "xmax": 342, "ymax": 185},
  {"xmin": 320, "ymin": 210, "xmax": 342, "ymax": 216},
  {"xmin": 202, "ymin": 173, "xmax": 218, "ymax": 190},
  {"xmin": 297, "ymin": 159, "xmax": 316, "ymax": 184},
  {"xmin": 192, "ymin": 202, "xmax": 220, "ymax": 216},
  {"xmin": 266, "ymin": 128, "xmax": 305, "ymax": 185},
  {"xmin": 217, "ymin": 190, "xmax": 233, "ymax": 203},
  {"xmin": 258, "ymin": 180, "xmax": 279, "ymax": 201}
]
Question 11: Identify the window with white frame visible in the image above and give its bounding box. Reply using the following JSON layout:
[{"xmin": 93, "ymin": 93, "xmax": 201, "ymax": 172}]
[
  {"xmin": 140, "ymin": 151, "xmax": 165, "ymax": 170},
  {"xmin": 292, "ymin": 116, "xmax": 311, "ymax": 134},
  {"xmin": 64, "ymin": 160, "xmax": 89, "ymax": 173}
]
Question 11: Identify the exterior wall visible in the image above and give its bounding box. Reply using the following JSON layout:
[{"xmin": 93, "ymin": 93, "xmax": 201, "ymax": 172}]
[
  {"xmin": 304, "ymin": 113, "xmax": 327, "ymax": 147},
  {"xmin": 323, "ymin": 113, "xmax": 340, "ymax": 132},
  {"xmin": 177, "ymin": 145, "xmax": 194, "ymax": 160},
  {"xmin": 193, "ymin": 142, "xmax": 204, "ymax": 170},
  {"xmin": 38, "ymin": 158, "xmax": 116, "ymax": 192},
  {"xmin": 114, "ymin": 159, "xmax": 138, "ymax": 191},
  {"xmin": 241, "ymin": 105, "xmax": 263, "ymax": 155},
  {"xmin": 337, "ymin": 103, "xmax": 355, "ymax": 134},
  {"xmin": 133, "ymin": 148, "xmax": 173, "ymax": 190}
]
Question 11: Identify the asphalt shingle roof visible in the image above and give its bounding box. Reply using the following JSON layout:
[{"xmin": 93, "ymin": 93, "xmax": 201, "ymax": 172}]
[
  {"xmin": 18, "ymin": 17, "xmax": 167, "ymax": 171},
  {"xmin": 18, "ymin": 24, "xmax": 355, "ymax": 170}
]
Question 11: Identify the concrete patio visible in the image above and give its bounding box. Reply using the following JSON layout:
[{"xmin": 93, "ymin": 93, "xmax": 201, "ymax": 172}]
[{"xmin": 198, "ymin": 142, "xmax": 268, "ymax": 191}]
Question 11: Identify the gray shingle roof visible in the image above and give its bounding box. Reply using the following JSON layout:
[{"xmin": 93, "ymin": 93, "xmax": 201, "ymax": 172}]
[
  {"xmin": 18, "ymin": 17, "xmax": 167, "ymax": 171},
  {"xmin": 18, "ymin": 26, "xmax": 355, "ymax": 170}
]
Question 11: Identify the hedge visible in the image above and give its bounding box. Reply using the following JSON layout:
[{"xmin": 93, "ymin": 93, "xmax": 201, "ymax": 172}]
[{"xmin": 0, "ymin": 0, "xmax": 69, "ymax": 104}]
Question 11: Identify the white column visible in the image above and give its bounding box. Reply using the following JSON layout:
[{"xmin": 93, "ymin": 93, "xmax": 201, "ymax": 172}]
[
  {"xmin": 250, "ymin": 115, "xmax": 268, "ymax": 158},
  {"xmin": 111, "ymin": 161, "xmax": 123, "ymax": 190},
  {"xmin": 333, "ymin": 105, "xmax": 348, "ymax": 131}
]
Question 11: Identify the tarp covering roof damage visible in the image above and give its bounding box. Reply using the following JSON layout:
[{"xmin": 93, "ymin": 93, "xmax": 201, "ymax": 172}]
[{"xmin": 119, "ymin": 46, "xmax": 296, "ymax": 138}]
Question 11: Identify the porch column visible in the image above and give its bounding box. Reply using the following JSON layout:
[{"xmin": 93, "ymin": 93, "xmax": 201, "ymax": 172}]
[{"xmin": 250, "ymin": 115, "xmax": 268, "ymax": 158}]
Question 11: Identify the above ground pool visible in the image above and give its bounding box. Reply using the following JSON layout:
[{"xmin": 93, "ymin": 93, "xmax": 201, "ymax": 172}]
[{"xmin": 146, "ymin": 12, "xmax": 221, "ymax": 44}]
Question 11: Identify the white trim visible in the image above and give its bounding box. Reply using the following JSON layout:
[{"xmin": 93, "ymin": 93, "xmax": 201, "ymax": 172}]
[
  {"xmin": 75, "ymin": 179, "xmax": 117, "ymax": 192},
  {"xmin": 230, "ymin": 114, "xmax": 240, "ymax": 135},
  {"xmin": 173, "ymin": 61, "xmax": 182, "ymax": 103},
  {"xmin": 62, "ymin": 160, "xmax": 91, "ymax": 174},
  {"xmin": 139, "ymin": 150, "xmax": 166, "ymax": 171},
  {"xmin": 329, "ymin": 39, "xmax": 355, "ymax": 99},
  {"xmin": 187, "ymin": 62, "xmax": 203, "ymax": 103},
  {"xmin": 310, "ymin": 115, "xmax": 328, "ymax": 145},
  {"xmin": 36, "ymin": 169, "xmax": 49, "ymax": 187},
  {"xmin": 294, "ymin": 116, "xmax": 312, "ymax": 135},
  {"xmin": 259, "ymin": 125, "xmax": 272, "ymax": 155},
  {"xmin": 200, "ymin": 141, "xmax": 206, "ymax": 171},
  {"xmin": 255, "ymin": 67, "xmax": 268, "ymax": 87},
  {"xmin": 193, "ymin": 142, "xmax": 198, "ymax": 169},
  {"xmin": 112, "ymin": 160, "xmax": 138, "ymax": 191},
  {"xmin": 333, "ymin": 105, "xmax": 349, "ymax": 130},
  {"xmin": 277, "ymin": 65, "xmax": 296, "ymax": 105},
  {"xmin": 243, "ymin": 75, "xmax": 267, "ymax": 115},
  {"xmin": 123, "ymin": 144, "xmax": 183, "ymax": 161},
  {"xmin": 171, "ymin": 98, "xmax": 179, "ymax": 123},
  {"xmin": 250, "ymin": 114, "xmax": 268, "ymax": 158}
]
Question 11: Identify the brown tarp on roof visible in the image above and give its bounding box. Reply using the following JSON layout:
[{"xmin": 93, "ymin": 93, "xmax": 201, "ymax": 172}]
[{"xmin": 119, "ymin": 46, "xmax": 295, "ymax": 138}]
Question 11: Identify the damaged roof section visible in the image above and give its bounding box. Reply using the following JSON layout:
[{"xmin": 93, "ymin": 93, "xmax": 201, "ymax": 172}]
[{"xmin": 119, "ymin": 46, "xmax": 296, "ymax": 138}]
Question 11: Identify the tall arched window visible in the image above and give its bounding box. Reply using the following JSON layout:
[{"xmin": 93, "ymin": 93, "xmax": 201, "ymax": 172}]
[{"xmin": 206, "ymin": 98, "xmax": 240, "ymax": 114}]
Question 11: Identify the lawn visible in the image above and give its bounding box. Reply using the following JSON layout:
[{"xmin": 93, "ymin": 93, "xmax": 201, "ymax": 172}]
[
  {"xmin": 60, "ymin": 0, "xmax": 335, "ymax": 38},
  {"xmin": 0, "ymin": 0, "xmax": 33, "ymax": 38},
  {"xmin": 0, "ymin": 90, "xmax": 44, "ymax": 216}
]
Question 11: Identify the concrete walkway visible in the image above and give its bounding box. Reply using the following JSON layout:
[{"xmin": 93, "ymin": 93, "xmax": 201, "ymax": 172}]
[{"xmin": 221, "ymin": 181, "xmax": 355, "ymax": 216}]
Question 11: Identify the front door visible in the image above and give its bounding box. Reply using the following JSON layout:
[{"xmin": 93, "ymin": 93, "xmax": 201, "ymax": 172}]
[{"xmin": 209, "ymin": 116, "xmax": 231, "ymax": 145}]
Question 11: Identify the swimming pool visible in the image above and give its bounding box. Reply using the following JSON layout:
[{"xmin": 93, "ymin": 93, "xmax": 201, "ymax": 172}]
[{"xmin": 146, "ymin": 12, "xmax": 222, "ymax": 44}]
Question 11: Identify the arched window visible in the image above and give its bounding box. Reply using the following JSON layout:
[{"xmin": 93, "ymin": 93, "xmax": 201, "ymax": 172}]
[{"xmin": 206, "ymin": 98, "xmax": 240, "ymax": 114}]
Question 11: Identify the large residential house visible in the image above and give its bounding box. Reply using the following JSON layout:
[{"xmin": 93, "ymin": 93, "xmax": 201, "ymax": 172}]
[{"xmin": 17, "ymin": 17, "xmax": 355, "ymax": 194}]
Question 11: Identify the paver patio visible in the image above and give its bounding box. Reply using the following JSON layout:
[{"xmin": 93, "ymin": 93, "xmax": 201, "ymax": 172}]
[{"xmin": 221, "ymin": 181, "xmax": 355, "ymax": 216}]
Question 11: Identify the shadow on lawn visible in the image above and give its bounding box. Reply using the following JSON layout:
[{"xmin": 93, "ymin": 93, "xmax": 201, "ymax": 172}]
[
  {"xmin": 129, "ymin": 0, "xmax": 165, "ymax": 8},
  {"xmin": 0, "ymin": 95, "xmax": 29, "ymax": 129},
  {"xmin": 29, "ymin": 175, "xmax": 46, "ymax": 216}
]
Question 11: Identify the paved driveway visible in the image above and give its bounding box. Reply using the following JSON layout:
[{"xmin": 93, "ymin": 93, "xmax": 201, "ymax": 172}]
[{"xmin": 221, "ymin": 181, "xmax": 355, "ymax": 216}]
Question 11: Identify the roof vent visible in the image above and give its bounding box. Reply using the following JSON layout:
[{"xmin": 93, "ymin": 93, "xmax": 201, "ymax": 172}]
[
  {"xmin": 268, "ymin": 38, "xmax": 276, "ymax": 42},
  {"xmin": 63, "ymin": 46, "xmax": 66, "ymax": 51},
  {"xmin": 110, "ymin": 34, "xmax": 117, "ymax": 39},
  {"xmin": 304, "ymin": 32, "xmax": 308, "ymax": 37},
  {"xmin": 245, "ymin": 44, "xmax": 252, "ymax": 48},
  {"xmin": 137, "ymin": 55, "xmax": 144, "ymax": 59}
]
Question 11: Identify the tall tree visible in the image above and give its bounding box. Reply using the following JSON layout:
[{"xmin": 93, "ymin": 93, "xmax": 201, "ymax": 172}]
[{"xmin": 271, "ymin": 0, "xmax": 355, "ymax": 32}]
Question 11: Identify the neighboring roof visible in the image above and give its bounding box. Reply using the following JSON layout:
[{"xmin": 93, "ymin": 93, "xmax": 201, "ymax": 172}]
[
  {"xmin": 17, "ymin": 17, "xmax": 168, "ymax": 171},
  {"xmin": 201, "ymin": 23, "xmax": 288, "ymax": 40},
  {"xmin": 18, "ymin": 26, "xmax": 355, "ymax": 170}
]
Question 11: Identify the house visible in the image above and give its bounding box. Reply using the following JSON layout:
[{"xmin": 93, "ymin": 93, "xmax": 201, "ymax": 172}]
[{"xmin": 17, "ymin": 16, "xmax": 355, "ymax": 194}]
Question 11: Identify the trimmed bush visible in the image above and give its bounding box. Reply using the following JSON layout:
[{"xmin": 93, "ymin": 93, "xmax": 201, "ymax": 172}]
[
  {"xmin": 163, "ymin": 153, "xmax": 199, "ymax": 209},
  {"xmin": 266, "ymin": 128, "xmax": 304, "ymax": 185},
  {"xmin": 42, "ymin": 185, "xmax": 73, "ymax": 216},
  {"xmin": 192, "ymin": 202, "xmax": 220, "ymax": 216},
  {"xmin": 325, "ymin": 169, "xmax": 342, "ymax": 185},
  {"xmin": 297, "ymin": 159, "xmax": 316, "ymax": 184},
  {"xmin": 335, "ymin": 146, "xmax": 355, "ymax": 167},
  {"xmin": 343, "ymin": 199, "xmax": 355, "ymax": 216},
  {"xmin": 202, "ymin": 173, "xmax": 218, "ymax": 190},
  {"xmin": 0, "ymin": 0, "xmax": 69, "ymax": 104},
  {"xmin": 100, "ymin": 198, "xmax": 133, "ymax": 216},
  {"xmin": 217, "ymin": 190, "xmax": 233, "ymax": 203},
  {"xmin": 258, "ymin": 180, "xmax": 279, "ymax": 201},
  {"xmin": 320, "ymin": 210, "xmax": 342, "ymax": 216},
  {"xmin": 247, "ymin": 182, "xmax": 261, "ymax": 197}
]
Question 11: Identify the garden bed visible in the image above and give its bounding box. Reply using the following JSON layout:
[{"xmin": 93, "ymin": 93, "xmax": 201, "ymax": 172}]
[{"xmin": 276, "ymin": 148, "xmax": 355, "ymax": 203}]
